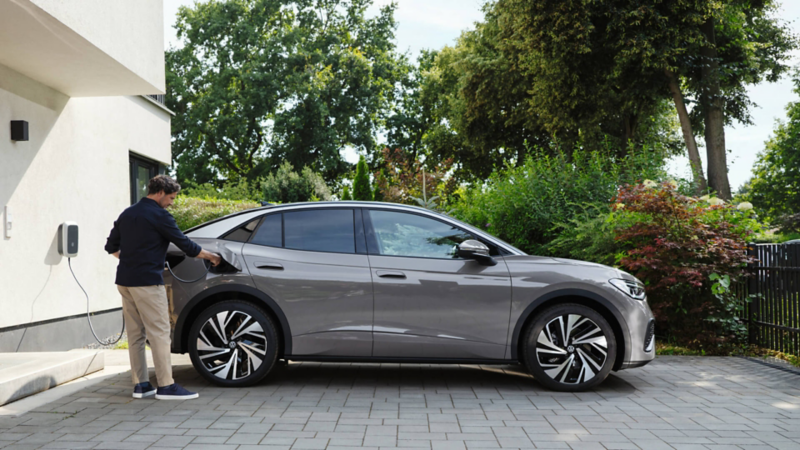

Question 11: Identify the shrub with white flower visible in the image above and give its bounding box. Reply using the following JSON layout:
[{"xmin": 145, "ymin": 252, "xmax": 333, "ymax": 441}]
[
  {"xmin": 737, "ymin": 202, "xmax": 753, "ymax": 211},
  {"xmin": 643, "ymin": 179, "xmax": 658, "ymax": 188},
  {"xmin": 708, "ymin": 197, "xmax": 725, "ymax": 206},
  {"xmin": 666, "ymin": 179, "xmax": 678, "ymax": 189}
]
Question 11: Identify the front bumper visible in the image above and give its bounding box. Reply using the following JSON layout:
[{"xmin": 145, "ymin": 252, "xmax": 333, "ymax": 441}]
[{"xmin": 619, "ymin": 296, "xmax": 656, "ymax": 369}]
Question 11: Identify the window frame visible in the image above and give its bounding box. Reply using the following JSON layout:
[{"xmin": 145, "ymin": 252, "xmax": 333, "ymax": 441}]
[
  {"xmin": 221, "ymin": 217, "xmax": 264, "ymax": 243},
  {"xmin": 242, "ymin": 208, "xmax": 367, "ymax": 255},
  {"xmin": 129, "ymin": 154, "xmax": 160, "ymax": 205},
  {"xmin": 363, "ymin": 208, "xmax": 499, "ymax": 260}
]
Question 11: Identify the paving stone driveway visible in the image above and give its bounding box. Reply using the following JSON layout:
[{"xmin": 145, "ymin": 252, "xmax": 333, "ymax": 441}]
[{"xmin": 1, "ymin": 356, "xmax": 800, "ymax": 450}]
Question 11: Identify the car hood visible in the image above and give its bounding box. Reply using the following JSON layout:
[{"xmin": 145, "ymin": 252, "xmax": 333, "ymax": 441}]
[{"xmin": 502, "ymin": 255, "xmax": 638, "ymax": 283}]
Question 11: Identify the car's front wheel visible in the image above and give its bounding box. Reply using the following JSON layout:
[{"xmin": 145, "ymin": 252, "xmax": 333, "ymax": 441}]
[
  {"xmin": 188, "ymin": 301, "xmax": 279, "ymax": 387},
  {"xmin": 522, "ymin": 304, "xmax": 617, "ymax": 391}
]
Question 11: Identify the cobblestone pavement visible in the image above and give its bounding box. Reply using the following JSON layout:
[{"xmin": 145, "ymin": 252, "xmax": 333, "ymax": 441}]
[{"xmin": 1, "ymin": 356, "xmax": 800, "ymax": 450}]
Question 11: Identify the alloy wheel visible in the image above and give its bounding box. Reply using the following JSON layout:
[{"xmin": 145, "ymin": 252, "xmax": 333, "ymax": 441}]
[
  {"xmin": 196, "ymin": 310, "xmax": 268, "ymax": 381},
  {"xmin": 535, "ymin": 314, "xmax": 608, "ymax": 385}
]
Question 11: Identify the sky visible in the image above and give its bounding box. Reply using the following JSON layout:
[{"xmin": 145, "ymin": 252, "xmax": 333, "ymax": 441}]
[{"xmin": 163, "ymin": 0, "xmax": 800, "ymax": 192}]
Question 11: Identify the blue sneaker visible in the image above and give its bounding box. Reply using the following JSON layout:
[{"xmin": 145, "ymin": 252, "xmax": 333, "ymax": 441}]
[
  {"xmin": 155, "ymin": 383, "xmax": 199, "ymax": 400},
  {"xmin": 132, "ymin": 382, "xmax": 156, "ymax": 399}
]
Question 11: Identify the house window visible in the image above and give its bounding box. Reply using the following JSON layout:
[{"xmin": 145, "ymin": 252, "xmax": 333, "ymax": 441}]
[{"xmin": 129, "ymin": 154, "xmax": 159, "ymax": 204}]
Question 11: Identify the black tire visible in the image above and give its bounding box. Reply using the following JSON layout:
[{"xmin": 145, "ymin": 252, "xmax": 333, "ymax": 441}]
[
  {"xmin": 188, "ymin": 300, "xmax": 279, "ymax": 387},
  {"xmin": 522, "ymin": 303, "xmax": 617, "ymax": 392}
]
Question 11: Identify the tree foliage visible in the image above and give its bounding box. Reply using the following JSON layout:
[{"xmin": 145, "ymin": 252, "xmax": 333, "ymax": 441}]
[
  {"xmin": 341, "ymin": 185, "xmax": 352, "ymax": 201},
  {"xmin": 449, "ymin": 0, "xmax": 795, "ymax": 195},
  {"xmin": 373, "ymin": 148, "xmax": 456, "ymax": 206},
  {"xmin": 352, "ymin": 155, "xmax": 373, "ymax": 201},
  {"xmin": 166, "ymin": 0, "xmax": 408, "ymax": 187},
  {"xmin": 749, "ymin": 77, "xmax": 800, "ymax": 226},
  {"xmin": 261, "ymin": 161, "xmax": 331, "ymax": 203}
]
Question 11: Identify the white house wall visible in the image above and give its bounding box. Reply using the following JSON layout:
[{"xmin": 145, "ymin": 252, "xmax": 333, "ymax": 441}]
[{"xmin": 0, "ymin": 64, "xmax": 171, "ymax": 330}]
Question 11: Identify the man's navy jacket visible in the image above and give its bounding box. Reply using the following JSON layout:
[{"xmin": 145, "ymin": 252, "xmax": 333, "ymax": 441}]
[{"xmin": 105, "ymin": 197, "xmax": 201, "ymax": 287}]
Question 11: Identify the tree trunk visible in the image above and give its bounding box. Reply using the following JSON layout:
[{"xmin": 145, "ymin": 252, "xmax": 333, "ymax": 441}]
[
  {"xmin": 700, "ymin": 18, "xmax": 732, "ymax": 200},
  {"xmin": 665, "ymin": 68, "xmax": 707, "ymax": 195}
]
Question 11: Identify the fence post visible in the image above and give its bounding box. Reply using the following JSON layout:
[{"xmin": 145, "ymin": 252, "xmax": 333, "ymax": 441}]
[{"xmin": 747, "ymin": 243, "xmax": 757, "ymax": 346}]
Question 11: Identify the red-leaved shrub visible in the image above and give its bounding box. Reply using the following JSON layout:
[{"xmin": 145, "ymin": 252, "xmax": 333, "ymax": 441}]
[{"xmin": 613, "ymin": 182, "xmax": 756, "ymax": 348}]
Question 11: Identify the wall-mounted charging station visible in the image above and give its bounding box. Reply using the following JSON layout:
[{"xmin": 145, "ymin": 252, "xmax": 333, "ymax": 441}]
[{"xmin": 58, "ymin": 222, "xmax": 79, "ymax": 257}]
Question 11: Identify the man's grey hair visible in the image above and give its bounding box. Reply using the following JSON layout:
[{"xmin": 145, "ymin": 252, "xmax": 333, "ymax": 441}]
[{"xmin": 147, "ymin": 175, "xmax": 181, "ymax": 195}]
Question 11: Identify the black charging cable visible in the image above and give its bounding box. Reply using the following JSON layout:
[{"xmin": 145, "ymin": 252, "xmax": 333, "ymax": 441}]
[
  {"xmin": 165, "ymin": 258, "xmax": 212, "ymax": 283},
  {"xmin": 68, "ymin": 258, "xmax": 125, "ymax": 346}
]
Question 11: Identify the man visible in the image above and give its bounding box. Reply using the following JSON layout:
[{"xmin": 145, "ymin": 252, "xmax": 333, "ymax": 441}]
[{"xmin": 105, "ymin": 175, "xmax": 221, "ymax": 400}]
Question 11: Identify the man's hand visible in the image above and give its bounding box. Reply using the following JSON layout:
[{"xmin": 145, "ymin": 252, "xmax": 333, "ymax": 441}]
[
  {"xmin": 197, "ymin": 249, "xmax": 222, "ymax": 266},
  {"xmin": 112, "ymin": 251, "xmax": 120, "ymax": 259}
]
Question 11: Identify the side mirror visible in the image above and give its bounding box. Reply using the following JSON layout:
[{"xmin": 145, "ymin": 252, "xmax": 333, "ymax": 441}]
[{"xmin": 457, "ymin": 240, "xmax": 497, "ymax": 266}]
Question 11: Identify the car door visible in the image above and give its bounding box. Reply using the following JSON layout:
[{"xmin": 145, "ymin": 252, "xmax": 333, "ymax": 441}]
[
  {"xmin": 364, "ymin": 208, "xmax": 512, "ymax": 359},
  {"xmin": 241, "ymin": 207, "xmax": 373, "ymax": 357}
]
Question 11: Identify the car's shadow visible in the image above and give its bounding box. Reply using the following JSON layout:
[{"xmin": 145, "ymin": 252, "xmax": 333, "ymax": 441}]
[{"xmin": 176, "ymin": 361, "xmax": 636, "ymax": 397}]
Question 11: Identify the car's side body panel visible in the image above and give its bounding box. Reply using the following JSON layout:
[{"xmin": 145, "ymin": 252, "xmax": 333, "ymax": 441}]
[
  {"xmin": 242, "ymin": 244, "xmax": 374, "ymax": 356},
  {"xmin": 369, "ymin": 254, "xmax": 512, "ymax": 359}
]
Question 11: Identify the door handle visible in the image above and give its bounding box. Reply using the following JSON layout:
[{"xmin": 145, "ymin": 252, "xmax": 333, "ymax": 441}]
[
  {"xmin": 255, "ymin": 262, "xmax": 283, "ymax": 270},
  {"xmin": 377, "ymin": 270, "xmax": 406, "ymax": 279}
]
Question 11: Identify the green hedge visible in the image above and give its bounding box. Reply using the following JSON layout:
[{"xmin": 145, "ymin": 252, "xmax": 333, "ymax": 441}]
[
  {"xmin": 171, "ymin": 196, "xmax": 260, "ymax": 231},
  {"xmin": 452, "ymin": 147, "xmax": 668, "ymax": 255}
]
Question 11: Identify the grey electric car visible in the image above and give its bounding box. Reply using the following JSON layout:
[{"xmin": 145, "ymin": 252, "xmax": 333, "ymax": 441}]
[{"xmin": 164, "ymin": 202, "xmax": 655, "ymax": 391}]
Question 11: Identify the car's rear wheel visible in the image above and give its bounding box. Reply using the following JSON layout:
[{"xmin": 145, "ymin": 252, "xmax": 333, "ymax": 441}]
[
  {"xmin": 522, "ymin": 303, "xmax": 616, "ymax": 392},
  {"xmin": 188, "ymin": 300, "xmax": 279, "ymax": 387}
]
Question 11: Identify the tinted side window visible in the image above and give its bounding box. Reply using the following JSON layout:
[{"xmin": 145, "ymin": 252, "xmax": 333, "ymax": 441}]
[
  {"xmin": 284, "ymin": 209, "xmax": 355, "ymax": 254},
  {"xmin": 367, "ymin": 210, "xmax": 473, "ymax": 258},
  {"xmin": 223, "ymin": 218, "xmax": 262, "ymax": 243},
  {"xmin": 251, "ymin": 214, "xmax": 282, "ymax": 247}
]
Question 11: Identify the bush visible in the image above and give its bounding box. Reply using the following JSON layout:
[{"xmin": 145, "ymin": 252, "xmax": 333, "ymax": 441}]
[
  {"xmin": 612, "ymin": 182, "xmax": 760, "ymax": 349},
  {"xmin": 452, "ymin": 145, "xmax": 668, "ymax": 255},
  {"xmin": 547, "ymin": 204, "xmax": 620, "ymax": 266},
  {"xmin": 181, "ymin": 178, "xmax": 262, "ymax": 202},
  {"xmin": 262, "ymin": 161, "xmax": 331, "ymax": 203},
  {"xmin": 170, "ymin": 196, "xmax": 260, "ymax": 231}
]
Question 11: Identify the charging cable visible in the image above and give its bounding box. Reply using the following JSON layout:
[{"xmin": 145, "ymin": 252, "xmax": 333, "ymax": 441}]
[
  {"xmin": 68, "ymin": 257, "xmax": 212, "ymax": 346},
  {"xmin": 68, "ymin": 258, "xmax": 125, "ymax": 346},
  {"xmin": 165, "ymin": 259, "xmax": 211, "ymax": 283}
]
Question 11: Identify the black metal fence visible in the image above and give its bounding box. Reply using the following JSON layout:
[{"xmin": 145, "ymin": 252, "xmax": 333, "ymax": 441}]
[{"xmin": 748, "ymin": 243, "xmax": 800, "ymax": 355}]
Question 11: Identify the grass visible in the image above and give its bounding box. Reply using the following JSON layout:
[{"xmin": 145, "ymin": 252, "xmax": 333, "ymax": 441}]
[
  {"xmin": 655, "ymin": 342, "xmax": 706, "ymax": 356},
  {"xmin": 656, "ymin": 341, "xmax": 800, "ymax": 368},
  {"xmin": 739, "ymin": 346, "xmax": 800, "ymax": 368}
]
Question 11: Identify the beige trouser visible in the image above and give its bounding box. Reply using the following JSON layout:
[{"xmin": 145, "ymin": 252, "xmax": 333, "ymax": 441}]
[{"xmin": 117, "ymin": 285, "xmax": 175, "ymax": 387}]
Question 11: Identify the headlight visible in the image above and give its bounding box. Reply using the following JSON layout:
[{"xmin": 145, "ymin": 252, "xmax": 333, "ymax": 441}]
[{"xmin": 609, "ymin": 278, "xmax": 646, "ymax": 300}]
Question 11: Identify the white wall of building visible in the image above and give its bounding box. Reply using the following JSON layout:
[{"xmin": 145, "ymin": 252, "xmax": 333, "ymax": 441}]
[{"xmin": 0, "ymin": 64, "xmax": 171, "ymax": 329}]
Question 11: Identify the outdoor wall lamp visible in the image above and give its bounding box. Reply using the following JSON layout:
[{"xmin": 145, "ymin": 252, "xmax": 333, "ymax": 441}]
[{"xmin": 11, "ymin": 120, "xmax": 28, "ymax": 141}]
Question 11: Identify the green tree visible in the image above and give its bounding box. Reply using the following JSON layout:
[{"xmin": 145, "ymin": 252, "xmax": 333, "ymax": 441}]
[
  {"xmin": 749, "ymin": 77, "xmax": 800, "ymax": 224},
  {"xmin": 166, "ymin": 0, "xmax": 408, "ymax": 187},
  {"xmin": 341, "ymin": 185, "xmax": 352, "ymax": 201},
  {"xmin": 484, "ymin": 0, "xmax": 795, "ymax": 198},
  {"xmin": 261, "ymin": 161, "xmax": 331, "ymax": 203},
  {"xmin": 352, "ymin": 155, "xmax": 373, "ymax": 201},
  {"xmin": 399, "ymin": 4, "xmax": 682, "ymax": 181}
]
